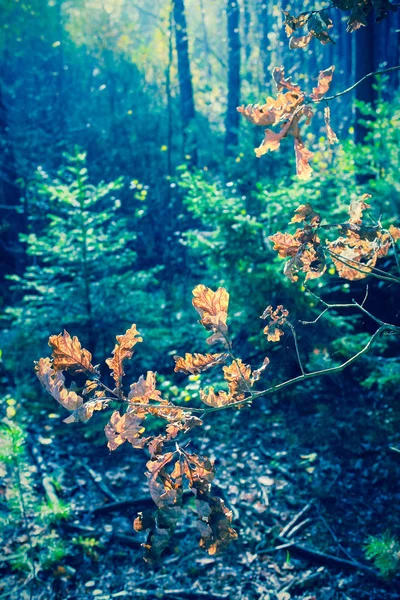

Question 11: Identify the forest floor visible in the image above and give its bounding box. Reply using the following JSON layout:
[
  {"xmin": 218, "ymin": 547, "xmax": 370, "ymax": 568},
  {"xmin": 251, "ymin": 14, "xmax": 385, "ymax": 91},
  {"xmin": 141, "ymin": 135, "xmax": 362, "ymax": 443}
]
[{"xmin": 2, "ymin": 384, "xmax": 400, "ymax": 600}]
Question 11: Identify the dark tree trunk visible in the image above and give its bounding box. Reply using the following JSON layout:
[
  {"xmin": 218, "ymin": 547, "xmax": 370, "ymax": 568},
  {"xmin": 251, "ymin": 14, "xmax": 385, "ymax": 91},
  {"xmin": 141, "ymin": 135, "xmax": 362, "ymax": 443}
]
[
  {"xmin": 173, "ymin": 0, "xmax": 197, "ymax": 165},
  {"xmin": 259, "ymin": 1, "xmax": 269, "ymax": 87},
  {"xmin": 353, "ymin": 14, "xmax": 377, "ymax": 145},
  {"xmin": 225, "ymin": 0, "xmax": 241, "ymax": 155},
  {"xmin": 0, "ymin": 82, "xmax": 24, "ymax": 278}
]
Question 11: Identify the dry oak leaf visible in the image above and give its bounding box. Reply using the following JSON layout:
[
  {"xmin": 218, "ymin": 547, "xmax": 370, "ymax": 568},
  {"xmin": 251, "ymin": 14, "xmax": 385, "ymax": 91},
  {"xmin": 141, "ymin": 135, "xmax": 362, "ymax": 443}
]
[
  {"xmin": 289, "ymin": 33, "xmax": 313, "ymax": 49},
  {"xmin": 251, "ymin": 357, "xmax": 270, "ymax": 384},
  {"xmin": 261, "ymin": 305, "xmax": 289, "ymax": 342},
  {"xmin": 192, "ymin": 285, "xmax": 229, "ymax": 346},
  {"xmin": 389, "ymin": 224, "xmax": 400, "ymax": 241},
  {"xmin": 64, "ymin": 398, "xmax": 107, "ymax": 424},
  {"xmin": 106, "ymin": 325, "xmax": 142, "ymax": 387},
  {"xmin": 199, "ymin": 359, "xmax": 252, "ymax": 408},
  {"xmin": 128, "ymin": 371, "xmax": 161, "ymax": 404},
  {"xmin": 285, "ymin": 245, "xmax": 326, "ymax": 282},
  {"xmin": 173, "ymin": 352, "xmax": 228, "ymax": 375},
  {"xmin": 105, "ymin": 410, "xmax": 146, "ymax": 451},
  {"xmin": 294, "ymin": 138, "xmax": 314, "ymax": 180},
  {"xmin": 35, "ymin": 357, "xmax": 83, "ymax": 412},
  {"xmin": 49, "ymin": 330, "xmax": 95, "ymax": 373},
  {"xmin": 310, "ymin": 66, "xmax": 335, "ymax": 100},
  {"xmin": 273, "ymin": 66, "xmax": 302, "ymax": 93},
  {"xmin": 269, "ymin": 231, "xmax": 302, "ymax": 258},
  {"xmin": 290, "ymin": 203, "xmax": 321, "ymax": 226},
  {"xmin": 146, "ymin": 452, "xmax": 178, "ymax": 507},
  {"xmin": 324, "ymin": 106, "xmax": 338, "ymax": 144},
  {"xmin": 349, "ymin": 194, "xmax": 372, "ymax": 225},
  {"xmin": 223, "ymin": 359, "xmax": 252, "ymax": 395},
  {"xmin": 283, "ymin": 10, "xmax": 309, "ymax": 36},
  {"xmin": 327, "ymin": 233, "xmax": 377, "ymax": 280},
  {"xmin": 198, "ymin": 496, "xmax": 238, "ymax": 556}
]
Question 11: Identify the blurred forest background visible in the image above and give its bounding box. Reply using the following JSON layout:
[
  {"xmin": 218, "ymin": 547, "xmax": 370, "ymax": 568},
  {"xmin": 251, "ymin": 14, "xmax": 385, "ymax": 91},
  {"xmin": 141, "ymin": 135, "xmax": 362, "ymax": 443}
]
[{"xmin": 1, "ymin": 0, "xmax": 400, "ymax": 598}]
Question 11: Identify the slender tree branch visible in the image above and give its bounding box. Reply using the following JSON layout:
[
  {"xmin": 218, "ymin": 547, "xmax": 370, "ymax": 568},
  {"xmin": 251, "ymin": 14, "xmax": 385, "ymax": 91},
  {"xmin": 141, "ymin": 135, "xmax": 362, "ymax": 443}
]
[
  {"xmin": 326, "ymin": 247, "xmax": 400, "ymax": 283},
  {"xmin": 312, "ymin": 65, "xmax": 400, "ymax": 103},
  {"xmin": 287, "ymin": 322, "xmax": 305, "ymax": 375}
]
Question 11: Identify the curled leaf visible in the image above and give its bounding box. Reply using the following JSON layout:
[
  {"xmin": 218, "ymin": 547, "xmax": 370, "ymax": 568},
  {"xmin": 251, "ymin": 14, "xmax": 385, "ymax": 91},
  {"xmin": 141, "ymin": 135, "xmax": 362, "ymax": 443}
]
[
  {"xmin": 290, "ymin": 203, "xmax": 321, "ymax": 226},
  {"xmin": 174, "ymin": 352, "xmax": 228, "ymax": 374},
  {"xmin": 106, "ymin": 325, "xmax": 143, "ymax": 387},
  {"xmin": 324, "ymin": 106, "xmax": 338, "ymax": 144},
  {"xmin": 261, "ymin": 305, "xmax": 289, "ymax": 342},
  {"xmin": 310, "ymin": 66, "xmax": 335, "ymax": 100},
  {"xmin": 35, "ymin": 357, "xmax": 83, "ymax": 412}
]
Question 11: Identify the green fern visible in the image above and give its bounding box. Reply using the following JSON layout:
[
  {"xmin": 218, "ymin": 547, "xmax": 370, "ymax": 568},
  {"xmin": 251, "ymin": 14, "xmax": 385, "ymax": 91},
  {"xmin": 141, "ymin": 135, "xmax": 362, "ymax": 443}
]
[{"xmin": 365, "ymin": 532, "xmax": 400, "ymax": 578}]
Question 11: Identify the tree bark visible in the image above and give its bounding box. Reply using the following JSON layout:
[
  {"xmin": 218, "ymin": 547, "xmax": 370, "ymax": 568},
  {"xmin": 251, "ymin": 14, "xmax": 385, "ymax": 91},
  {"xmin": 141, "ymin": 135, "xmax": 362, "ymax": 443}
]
[
  {"xmin": 353, "ymin": 13, "xmax": 376, "ymax": 145},
  {"xmin": 173, "ymin": 0, "xmax": 197, "ymax": 165},
  {"xmin": 225, "ymin": 0, "xmax": 241, "ymax": 155},
  {"xmin": 0, "ymin": 82, "xmax": 24, "ymax": 277}
]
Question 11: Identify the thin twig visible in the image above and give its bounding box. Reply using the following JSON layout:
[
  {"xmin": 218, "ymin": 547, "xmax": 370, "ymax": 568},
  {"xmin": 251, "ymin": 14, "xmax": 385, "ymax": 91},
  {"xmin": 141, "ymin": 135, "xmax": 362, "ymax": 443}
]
[
  {"xmin": 287, "ymin": 322, "xmax": 305, "ymax": 375},
  {"xmin": 275, "ymin": 540, "xmax": 377, "ymax": 575},
  {"xmin": 312, "ymin": 65, "xmax": 400, "ymax": 103},
  {"xmin": 279, "ymin": 502, "xmax": 314, "ymax": 539},
  {"xmin": 326, "ymin": 248, "xmax": 400, "ymax": 283}
]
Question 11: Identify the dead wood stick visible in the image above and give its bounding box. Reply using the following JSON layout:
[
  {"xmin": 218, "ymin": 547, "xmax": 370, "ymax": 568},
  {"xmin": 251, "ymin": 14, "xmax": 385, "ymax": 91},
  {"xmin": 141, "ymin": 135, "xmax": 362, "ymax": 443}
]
[
  {"xmin": 286, "ymin": 517, "xmax": 312, "ymax": 538},
  {"xmin": 130, "ymin": 589, "xmax": 229, "ymax": 600},
  {"xmin": 275, "ymin": 541, "xmax": 377, "ymax": 575},
  {"xmin": 316, "ymin": 506, "xmax": 354, "ymax": 561},
  {"xmin": 78, "ymin": 460, "xmax": 119, "ymax": 502},
  {"xmin": 279, "ymin": 502, "xmax": 314, "ymax": 538}
]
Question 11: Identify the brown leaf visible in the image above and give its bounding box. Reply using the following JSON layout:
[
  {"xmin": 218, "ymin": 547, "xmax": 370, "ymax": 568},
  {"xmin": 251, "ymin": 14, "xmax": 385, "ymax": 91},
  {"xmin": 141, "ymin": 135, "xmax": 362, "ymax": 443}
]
[
  {"xmin": 106, "ymin": 325, "xmax": 142, "ymax": 387},
  {"xmin": 283, "ymin": 10, "xmax": 310, "ymax": 36},
  {"xmin": 198, "ymin": 496, "xmax": 238, "ymax": 555},
  {"xmin": 128, "ymin": 371, "xmax": 161, "ymax": 404},
  {"xmin": 251, "ymin": 357, "xmax": 270, "ymax": 384},
  {"xmin": 324, "ymin": 106, "xmax": 338, "ymax": 144},
  {"xmin": 389, "ymin": 224, "xmax": 400, "ymax": 241},
  {"xmin": 328, "ymin": 234, "xmax": 377, "ymax": 280},
  {"xmin": 273, "ymin": 66, "xmax": 302, "ymax": 93},
  {"xmin": 293, "ymin": 138, "xmax": 314, "ymax": 180},
  {"xmin": 173, "ymin": 352, "xmax": 228, "ymax": 375},
  {"xmin": 349, "ymin": 194, "xmax": 371, "ymax": 225},
  {"xmin": 261, "ymin": 305, "xmax": 289, "ymax": 342},
  {"xmin": 289, "ymin": 33, "xmax": 313, "ymax": 49},
  {"xmin": 104, "ymin": 410, "xmax": 146, "ymax": 451},
  {"xmin": 48, "ymin": 330, "xmax": 95, "ymax": 373},
  {"xmin": 255, "ymin": 119, "xmax": 293, "ymax": 158},
  {"xmin": 310, "ymin": 66, "xmax": 335, "ymax": 100},
  {"xmin": 146, "ymin": 452, "xmax": 177, "ymax": 507},
  {"xmin": 269, "ymin": 231, "xmax": 302, "ymax": 258},
  {"xmin": 290, "ymin": 203, "xmax": 321, "ymax": 226},
  {"xmin": 63, "ymin": 398, "xmax": 107, "ymax": 424},
  {"xmin": 192, "ymin": 285, "xmax": 229, "ymax": 346},
  {"xmin": 35, "ymin": 357, "xmax": 83, "ymax": 412}
]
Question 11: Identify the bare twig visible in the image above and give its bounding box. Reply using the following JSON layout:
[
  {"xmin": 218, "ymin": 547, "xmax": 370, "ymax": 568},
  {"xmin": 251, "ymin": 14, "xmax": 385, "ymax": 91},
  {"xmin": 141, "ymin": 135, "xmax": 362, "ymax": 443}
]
[
  {"xmin": 311, "ymin": 65, "xmax": 400, "ymax": 103},
  {"xmin": 78, "ymin": 460, "xmax": 119, "ymax": 502},
  {"xmin": 279, "ymin": 502, "xmax": 314, "ymax": 539},
  {"xmin": 287, "ymin": 322, "xmax": 305, "ymax": 375},
  {"xmin": 275, "ymin": 540, "xmax": 377, "ymax": 575},
  {"xmin": 317, "ymin": 505, "xmax": 354, "ymax": 561}
]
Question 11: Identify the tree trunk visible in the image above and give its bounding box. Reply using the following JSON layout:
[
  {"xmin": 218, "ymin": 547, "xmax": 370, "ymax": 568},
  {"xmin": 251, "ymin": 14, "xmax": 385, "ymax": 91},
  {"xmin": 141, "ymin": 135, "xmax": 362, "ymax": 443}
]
[
  {"xmin": 225, "ymin": 0, "xmax": 241, "ymax": 155},
  {"xmin": 173, "ymin": 0, "xmax": 197, "ymax": 165},
  {"xmin": 0, "ymin": 82, "xmax": 24, "ymax": 277},
  {"xmin": 353, "ymin": 14, "xmax": 376, "ymax": 145}
]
